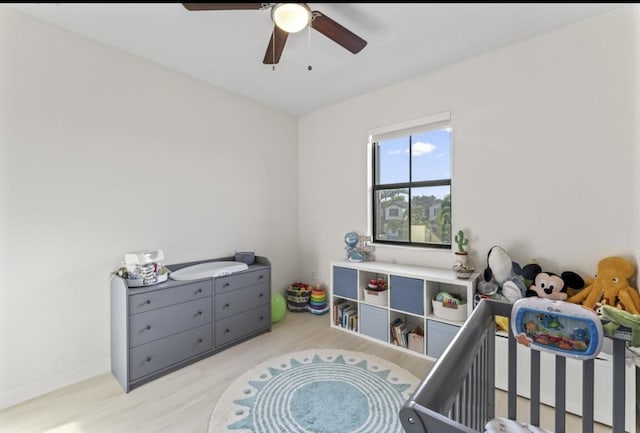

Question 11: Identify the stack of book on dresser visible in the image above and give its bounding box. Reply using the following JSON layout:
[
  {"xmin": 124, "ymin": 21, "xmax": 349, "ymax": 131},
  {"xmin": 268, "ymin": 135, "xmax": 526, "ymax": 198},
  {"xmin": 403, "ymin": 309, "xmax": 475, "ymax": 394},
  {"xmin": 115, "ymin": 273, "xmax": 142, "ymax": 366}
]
[
  {"xmin": 391, "ymin": 318, "xmax": 424, "ymax": 354},
  {"xmin": 334, "ymin": 301, "xmax": 358, "ymax": 331}
]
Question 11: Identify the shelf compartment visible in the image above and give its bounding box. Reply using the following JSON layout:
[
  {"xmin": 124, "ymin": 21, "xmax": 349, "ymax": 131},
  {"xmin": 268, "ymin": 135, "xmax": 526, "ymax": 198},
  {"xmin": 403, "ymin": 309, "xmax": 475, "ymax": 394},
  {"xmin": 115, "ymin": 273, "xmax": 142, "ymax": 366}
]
[
  {"xmin": 332, "ymin": 297, "xmax": 358, "ymax": 331},
  {"xmin": 390, "ymin": 310, "xmax": 425, "ymax": 355},
  {"xmin": 426, "ymin": 319, "xmax": 460, "ymax": 358},
  {"xmin": 333, "ymin": 266, "xmax": 357, "ymax": 300},
  {"xmin": 359, "ymin": 270, "xmax": 389, "ymax": 306},
  {"xmin": 389, "ymin": 275, "xmax": 424, "ymax": 315},
  {"xmin": 360, "ymin": 303, "xmax": 388, "ymax": 342},
  {"xmin": 425, "ymin": 281, "xmax": 470, "ymax": 318}
]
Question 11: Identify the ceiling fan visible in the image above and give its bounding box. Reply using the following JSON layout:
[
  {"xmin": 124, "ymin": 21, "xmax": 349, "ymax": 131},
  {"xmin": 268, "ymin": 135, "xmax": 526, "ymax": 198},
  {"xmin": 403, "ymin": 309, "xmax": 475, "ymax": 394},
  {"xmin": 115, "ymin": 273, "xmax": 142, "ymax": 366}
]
[{"xmin": 182, "ymin": 3, "xmax": 368, "ymax": 65}]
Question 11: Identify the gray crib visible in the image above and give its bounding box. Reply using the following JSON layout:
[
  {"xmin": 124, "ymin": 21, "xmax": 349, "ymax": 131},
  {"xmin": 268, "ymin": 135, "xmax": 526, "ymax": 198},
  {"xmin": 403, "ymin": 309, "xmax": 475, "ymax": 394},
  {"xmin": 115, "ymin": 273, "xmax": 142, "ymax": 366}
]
[{"xmin": 400, "ymin": 299, "xmax": 634, "ymax": 433}]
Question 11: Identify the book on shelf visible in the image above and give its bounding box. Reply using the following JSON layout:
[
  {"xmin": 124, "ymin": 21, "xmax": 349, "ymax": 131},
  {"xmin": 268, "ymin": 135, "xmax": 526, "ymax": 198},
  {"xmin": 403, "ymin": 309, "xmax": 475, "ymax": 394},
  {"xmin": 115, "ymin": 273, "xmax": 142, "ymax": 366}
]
[
  {"xmin": 333, "ymin": 301, "xmax": 358, "ymax": 331},
  {"xmin": 391, "ymin": 319, "xmax": 423, "ymax": 351},
  {"xmin": 334, "ymin": 301, "xmax": 350, "ymax": 326},
  {"xmin": 342, "ymin": 306, "xmax": 357, "ymax": 331},
  {"xmin": 390, "ymin": 318, "xmax": 409, "ymax": 348}
]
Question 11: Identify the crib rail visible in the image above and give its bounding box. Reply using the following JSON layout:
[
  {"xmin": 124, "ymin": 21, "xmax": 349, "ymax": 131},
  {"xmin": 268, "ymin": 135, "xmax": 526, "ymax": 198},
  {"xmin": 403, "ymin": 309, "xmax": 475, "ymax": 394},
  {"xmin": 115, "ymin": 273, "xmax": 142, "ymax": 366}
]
[{"xmin": 399, "ymin": 299, "xmax": 633, "ymax": 433}]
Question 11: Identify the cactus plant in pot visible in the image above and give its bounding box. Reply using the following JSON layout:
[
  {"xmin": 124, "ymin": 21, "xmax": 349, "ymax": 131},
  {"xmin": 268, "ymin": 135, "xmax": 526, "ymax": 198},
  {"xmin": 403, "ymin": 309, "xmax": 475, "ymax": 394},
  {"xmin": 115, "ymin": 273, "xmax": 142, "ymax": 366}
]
[
  {"xmin": 454, "ymin": 230, "xmax": 468, "ymax": 264},
  {"xmin": 453, "ymin": 230, "xmax": 474, "ymax": 278}
]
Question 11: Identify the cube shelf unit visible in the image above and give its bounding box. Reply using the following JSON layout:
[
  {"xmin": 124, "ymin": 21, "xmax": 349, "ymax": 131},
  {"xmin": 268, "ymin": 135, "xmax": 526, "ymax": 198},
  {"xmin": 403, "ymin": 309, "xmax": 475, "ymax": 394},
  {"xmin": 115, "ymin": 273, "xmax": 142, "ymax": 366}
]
[{"xmin": 330, "ymin": 260, "xmax": 478, "ymax": 360}]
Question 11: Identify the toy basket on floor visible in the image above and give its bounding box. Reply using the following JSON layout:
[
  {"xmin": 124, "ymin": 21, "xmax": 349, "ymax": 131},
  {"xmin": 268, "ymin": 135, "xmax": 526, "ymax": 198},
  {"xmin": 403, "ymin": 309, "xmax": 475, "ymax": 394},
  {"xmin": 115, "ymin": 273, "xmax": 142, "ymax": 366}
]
[{"xmin": 286, "ymin": 283, "xmax": 312, "ymax": 312}]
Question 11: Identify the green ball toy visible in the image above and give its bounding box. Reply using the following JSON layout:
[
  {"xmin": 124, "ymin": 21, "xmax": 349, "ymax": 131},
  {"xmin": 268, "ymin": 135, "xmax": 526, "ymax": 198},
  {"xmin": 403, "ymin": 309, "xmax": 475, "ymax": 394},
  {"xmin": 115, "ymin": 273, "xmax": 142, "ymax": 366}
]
[{"xmin": 271, "ymin": 292, "xmax": 287, "ymax": 324}]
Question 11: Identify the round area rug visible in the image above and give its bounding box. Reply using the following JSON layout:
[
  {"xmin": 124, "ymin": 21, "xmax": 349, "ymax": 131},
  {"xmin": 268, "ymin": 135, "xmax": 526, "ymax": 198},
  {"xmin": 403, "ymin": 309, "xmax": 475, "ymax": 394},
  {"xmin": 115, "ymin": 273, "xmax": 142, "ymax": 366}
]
[{"xmin": 208, "ymin": 349, "xmax": 420, "ymax": 433}]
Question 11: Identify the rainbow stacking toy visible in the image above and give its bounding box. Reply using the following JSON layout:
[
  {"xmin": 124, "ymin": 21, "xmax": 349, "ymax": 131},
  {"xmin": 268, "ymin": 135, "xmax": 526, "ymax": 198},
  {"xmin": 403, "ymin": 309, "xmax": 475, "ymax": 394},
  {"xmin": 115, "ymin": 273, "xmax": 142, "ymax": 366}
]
[{"xmin": 307, "ymin": 286, "xmax": 330, "ymax": 315}]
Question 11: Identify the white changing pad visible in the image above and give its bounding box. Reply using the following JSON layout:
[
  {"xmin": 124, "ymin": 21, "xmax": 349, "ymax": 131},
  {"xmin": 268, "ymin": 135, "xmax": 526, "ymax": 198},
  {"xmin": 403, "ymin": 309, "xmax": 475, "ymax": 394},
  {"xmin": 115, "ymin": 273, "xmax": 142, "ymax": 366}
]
[
  {"xmin": 169, "ymin": 261, "xmax": 248, "ymax": 281},
  {"xmin": 485, "ymin": 418, "xmax": 552, "ymax": 433}
]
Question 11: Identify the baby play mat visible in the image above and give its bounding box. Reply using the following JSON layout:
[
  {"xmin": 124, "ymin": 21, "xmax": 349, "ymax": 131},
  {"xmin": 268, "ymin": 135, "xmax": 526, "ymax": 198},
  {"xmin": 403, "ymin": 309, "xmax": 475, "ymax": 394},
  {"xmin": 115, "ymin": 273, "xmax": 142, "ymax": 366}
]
[{"xmin": 208, "ymin": 349, "xmax": 419, "ymax": 433}]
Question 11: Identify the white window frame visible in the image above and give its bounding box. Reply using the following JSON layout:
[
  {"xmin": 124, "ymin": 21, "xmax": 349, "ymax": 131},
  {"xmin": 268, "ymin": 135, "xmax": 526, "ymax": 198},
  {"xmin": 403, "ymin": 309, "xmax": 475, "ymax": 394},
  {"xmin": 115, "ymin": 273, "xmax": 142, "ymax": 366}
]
[{"xmin": 367, "ymin": 111, "xmax": 452, "ymax": 249}]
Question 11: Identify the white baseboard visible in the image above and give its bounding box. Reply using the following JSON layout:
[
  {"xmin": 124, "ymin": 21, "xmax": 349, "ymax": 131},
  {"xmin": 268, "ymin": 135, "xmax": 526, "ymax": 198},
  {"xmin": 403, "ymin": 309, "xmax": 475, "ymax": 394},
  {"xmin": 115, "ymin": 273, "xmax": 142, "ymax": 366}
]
[{"xmin": 0, "ymin": 358, "xmax": 110, "ymax": 411}]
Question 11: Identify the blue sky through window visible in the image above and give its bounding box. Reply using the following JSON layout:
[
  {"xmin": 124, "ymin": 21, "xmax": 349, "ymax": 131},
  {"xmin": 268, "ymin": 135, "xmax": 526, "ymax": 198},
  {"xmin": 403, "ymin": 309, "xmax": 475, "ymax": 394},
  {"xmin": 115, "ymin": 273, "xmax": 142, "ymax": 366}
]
[{"xmin": 377, "ymin": 127, "xmax": 451, "ymax": 198}]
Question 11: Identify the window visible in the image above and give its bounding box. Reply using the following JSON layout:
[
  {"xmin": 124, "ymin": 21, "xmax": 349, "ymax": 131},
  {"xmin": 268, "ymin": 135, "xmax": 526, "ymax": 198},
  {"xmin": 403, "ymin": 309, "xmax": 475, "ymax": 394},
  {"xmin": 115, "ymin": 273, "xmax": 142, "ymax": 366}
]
[{"xmin": 369, "ymin": 112, "xmax": 452, "ymax": 248}]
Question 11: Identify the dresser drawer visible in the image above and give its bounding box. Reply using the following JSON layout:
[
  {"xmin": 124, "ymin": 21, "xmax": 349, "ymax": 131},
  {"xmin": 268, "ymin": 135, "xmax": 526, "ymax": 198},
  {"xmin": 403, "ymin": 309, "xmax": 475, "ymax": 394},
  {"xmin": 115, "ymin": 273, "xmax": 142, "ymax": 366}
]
[
  {"xmin": 129, "ymin": 297, "xmax": 212, "ymax": 347},
  {"xmin": 215, "ymin": 305, "xmax": 270, "ymax": 348},
  {"xmin": 214, "ymin": 269, "xmax": 270, "ymax": 294},
  {"xmin": 129, "ymin": 280, "xmax": 212, "ymax": 314},
  {"xmin": 215, "ymin": 282, "xmax": 270, "ymax": 319},
  {"xmin": 129, "ymin": 324, "xmax": 213, "ymax": 381}
]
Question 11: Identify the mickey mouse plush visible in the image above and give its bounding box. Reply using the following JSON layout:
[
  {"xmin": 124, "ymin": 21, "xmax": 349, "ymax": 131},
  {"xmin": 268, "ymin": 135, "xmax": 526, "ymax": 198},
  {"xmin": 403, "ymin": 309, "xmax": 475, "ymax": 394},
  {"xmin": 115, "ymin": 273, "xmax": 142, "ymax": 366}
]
[{"xmin": 521, "ymin": 264, "xmax": 585, "ymax": 301}]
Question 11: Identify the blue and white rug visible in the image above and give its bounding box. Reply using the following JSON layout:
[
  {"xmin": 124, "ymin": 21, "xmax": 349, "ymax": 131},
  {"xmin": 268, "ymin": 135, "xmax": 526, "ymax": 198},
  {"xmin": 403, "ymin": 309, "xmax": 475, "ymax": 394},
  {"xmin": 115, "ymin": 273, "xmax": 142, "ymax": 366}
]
[{"xmin": 208, "ymin": 349, "xmax": 420, "ymax": 433}]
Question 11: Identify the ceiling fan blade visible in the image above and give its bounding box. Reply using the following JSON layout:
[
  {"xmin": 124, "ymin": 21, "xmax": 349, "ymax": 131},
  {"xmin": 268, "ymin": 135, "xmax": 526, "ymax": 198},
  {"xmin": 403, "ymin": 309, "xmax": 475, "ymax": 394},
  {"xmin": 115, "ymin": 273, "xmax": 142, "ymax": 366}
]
[
  {"xmin": 311, "ymin": 11, "xmax": 367, "ymax": 54},
  {"xmin": 263, "ymin": 25, "xmax": 289, "ymax": 65},
  {"xmin": 182, "ymin": 3, "xmax": 265, "ymax": 11}
]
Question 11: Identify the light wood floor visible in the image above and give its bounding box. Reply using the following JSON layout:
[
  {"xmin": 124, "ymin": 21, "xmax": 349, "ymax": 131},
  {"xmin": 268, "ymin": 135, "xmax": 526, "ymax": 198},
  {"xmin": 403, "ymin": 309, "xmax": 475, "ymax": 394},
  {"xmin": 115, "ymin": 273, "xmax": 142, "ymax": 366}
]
[
  {"xmin": 0, "ymin": 312, "xmax": 614, "ymax": 433},
  {"xmin": 0, "ymin": 312, "xmax": 431, "ymax": 433}
]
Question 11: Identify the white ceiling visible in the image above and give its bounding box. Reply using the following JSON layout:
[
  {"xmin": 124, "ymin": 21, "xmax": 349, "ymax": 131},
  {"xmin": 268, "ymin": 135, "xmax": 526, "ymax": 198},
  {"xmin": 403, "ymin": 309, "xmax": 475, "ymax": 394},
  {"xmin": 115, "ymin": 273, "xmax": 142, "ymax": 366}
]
[{"xmin": 6, "ymin": 3, "xmax": 624, "ymax": 115}]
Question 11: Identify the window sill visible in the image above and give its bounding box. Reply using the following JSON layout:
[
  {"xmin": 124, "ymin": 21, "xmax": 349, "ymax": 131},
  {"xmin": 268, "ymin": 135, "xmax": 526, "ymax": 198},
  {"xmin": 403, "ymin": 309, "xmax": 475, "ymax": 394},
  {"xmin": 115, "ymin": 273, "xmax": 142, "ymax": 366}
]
[{"xmin": 370, "ymin": 242, "xmax": 453, "ymax": 253}]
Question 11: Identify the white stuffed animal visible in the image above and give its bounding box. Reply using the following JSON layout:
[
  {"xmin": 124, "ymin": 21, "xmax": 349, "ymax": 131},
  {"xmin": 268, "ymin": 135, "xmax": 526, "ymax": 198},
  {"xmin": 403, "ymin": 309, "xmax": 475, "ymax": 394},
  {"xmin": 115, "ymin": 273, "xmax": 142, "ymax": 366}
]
[{"xmin": 480, "ymin": 246, "xmax": 527, "ymax": 303}]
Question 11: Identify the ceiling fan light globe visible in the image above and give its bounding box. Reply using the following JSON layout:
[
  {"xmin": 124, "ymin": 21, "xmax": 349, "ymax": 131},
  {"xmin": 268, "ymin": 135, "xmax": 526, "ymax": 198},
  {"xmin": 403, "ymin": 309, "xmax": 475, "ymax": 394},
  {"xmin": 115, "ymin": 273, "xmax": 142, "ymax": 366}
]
[{"xmin": 272, "ymin": 3, "xmax": 310, "ymax": 33}]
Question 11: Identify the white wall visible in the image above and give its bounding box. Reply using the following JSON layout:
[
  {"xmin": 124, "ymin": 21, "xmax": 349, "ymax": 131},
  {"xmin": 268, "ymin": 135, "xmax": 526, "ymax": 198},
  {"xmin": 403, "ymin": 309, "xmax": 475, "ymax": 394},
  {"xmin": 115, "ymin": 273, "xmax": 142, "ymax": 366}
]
[
  {"xmin": 0, "ymin": 7, "xmax": 299, "ymax": 409},
  {"xmin": 634, "ymin": 6, "xmax": 640, "ymax": 277},
  {"xmin": 298, "ymin": 7, "xmax": 636, "ymax": 286}
]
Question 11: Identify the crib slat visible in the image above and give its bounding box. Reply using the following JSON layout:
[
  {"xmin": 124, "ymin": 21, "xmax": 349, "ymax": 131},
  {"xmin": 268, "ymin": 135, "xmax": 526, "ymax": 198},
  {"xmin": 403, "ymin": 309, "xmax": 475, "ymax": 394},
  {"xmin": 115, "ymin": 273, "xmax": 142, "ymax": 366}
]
[
  {"xmin": 472, "ymin": 364, "xmax": 477, "ymax": 430},
  {"xmin": 487, "ymin": 319, "xmax": 495, "ymax": 422},
  {"xmin": 471, "ymin": 356, "xmax": 478, "ymax": 430},
  {"xmin": 476, "ymin": 352, "xmax": 481, "ymax": 431},
  {"xmin": 530, "ymin": 349, "xmax": 541, "ymax": 426},
  {"xmin": 508, "ymin": 328, "xmax": 517, "ymax": 420},
  {"xmin": 462, "ymin": 375, "xmax": 471, "ymax": 426},
  {"xmin": 481, "ymin": 337, "xmax": 487, "ymax": 427},
  {"xmin": 462, "ymin": 374, "xmax": 468, "ymax": 426},
  {"xmin": 453, "ymin": 394, "xmax": 459, "ymax": 422},
  {"xmin": 582, "ymin": 358, "xmax": 594, "ymax": 433},
  {"xmin": 612, "ymin": 338, "xmax": 625, "ymax": 433},
  {"xmin": 478, "ymin": 341, "xmax": 484, "ymax": 430},
  {"xmin": 555, "ymin": 355, "xmax": 566, "ymax": 433}
]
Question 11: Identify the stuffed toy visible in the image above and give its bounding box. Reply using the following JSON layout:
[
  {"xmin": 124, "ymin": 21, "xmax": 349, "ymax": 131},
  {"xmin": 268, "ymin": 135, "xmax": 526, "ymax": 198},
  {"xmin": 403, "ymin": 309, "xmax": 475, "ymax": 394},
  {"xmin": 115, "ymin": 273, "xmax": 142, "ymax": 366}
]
[
  {"xmin": 600, "ymin": 304, "xmax": 640, "ymax": 347},
  {"xmin": 521, "ymin": 263, "xmax": 585, "ymax": 301},
  {"xmin": 566, "ymin": 256, "xmax": 640, "ymax": 314},
  {"xmin": 479, "ymin": 246, "xmax": 527, "ymax": 303}
]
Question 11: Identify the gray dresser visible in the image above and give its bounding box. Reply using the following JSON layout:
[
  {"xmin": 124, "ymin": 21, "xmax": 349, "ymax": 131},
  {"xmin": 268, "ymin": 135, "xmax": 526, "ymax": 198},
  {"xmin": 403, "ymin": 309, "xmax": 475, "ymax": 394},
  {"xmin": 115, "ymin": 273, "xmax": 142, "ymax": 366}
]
[{"xmin": 111, "ymin": 256, "xmax": 271, "ymax": 392}]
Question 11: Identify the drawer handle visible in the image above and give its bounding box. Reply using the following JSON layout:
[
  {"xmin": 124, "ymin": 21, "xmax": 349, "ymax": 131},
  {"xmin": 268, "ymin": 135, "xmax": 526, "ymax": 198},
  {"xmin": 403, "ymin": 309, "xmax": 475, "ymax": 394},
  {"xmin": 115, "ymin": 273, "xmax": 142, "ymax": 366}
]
[
  {"xmin": 225, "ymin": 329, "xmax": 230, "ymax": 334},
  {"xmin": 195, "ymin": 289, "xmax": 203, "ymax": 294},
  {"xmin": 259, "ymin": 315, "xmax": 264, "ymax": 320},
  {"xmin": 196, "ymin": 311, "xmax": 203, "ymax": 316},
  {"xmin": 223, "ymin": 283, "xmax": 230, "ymax": 288},
  {"xmin": 146, "ymin": 325, "xmax": 151, "ymax": 331},
  {"xmin": 145, "ymin": 300, "xmax": 151, "ymax": 305},
  {"xmin": 223, "ymin": 303, "xmax": 230, "ymax": 309},
  {"xmin": 259, "ymin": 293, "xmax": 264, "ymax": 298},
  {"xmin": 198, "ymin": 338, "xmax": 203, "ymax": 343},
  {"xmin": 146, "ymin": 356, "xmax": 151, "ymax": 362},
  {"xmin": 258, "ymin": 275, "xmax": 264, "ymax": 280}
]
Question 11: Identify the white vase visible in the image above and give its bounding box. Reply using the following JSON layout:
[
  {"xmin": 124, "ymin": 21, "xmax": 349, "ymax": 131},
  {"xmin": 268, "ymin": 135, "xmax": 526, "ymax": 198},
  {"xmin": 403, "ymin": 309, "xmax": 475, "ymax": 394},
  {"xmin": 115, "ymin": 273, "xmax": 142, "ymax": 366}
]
[{"xmin": 454, "ymin": 252, "xmax": 468, "ymax": 268}]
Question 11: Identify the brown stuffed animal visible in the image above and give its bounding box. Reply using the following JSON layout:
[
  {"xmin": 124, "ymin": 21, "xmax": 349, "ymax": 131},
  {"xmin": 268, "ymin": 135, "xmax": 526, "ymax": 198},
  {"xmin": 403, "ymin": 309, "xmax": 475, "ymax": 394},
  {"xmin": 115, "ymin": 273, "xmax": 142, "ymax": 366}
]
[{"xmin": 566, "ymin": 256, "xmax": 640, "ymax": 314}]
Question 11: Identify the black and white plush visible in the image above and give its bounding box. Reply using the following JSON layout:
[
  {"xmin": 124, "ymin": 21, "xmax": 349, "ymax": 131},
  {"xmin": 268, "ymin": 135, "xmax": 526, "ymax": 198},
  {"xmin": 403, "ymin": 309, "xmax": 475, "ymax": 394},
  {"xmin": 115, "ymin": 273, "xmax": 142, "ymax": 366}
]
[{"xmin": 479, "ymin": 246, "xmax": 528, "ymax": 302}]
